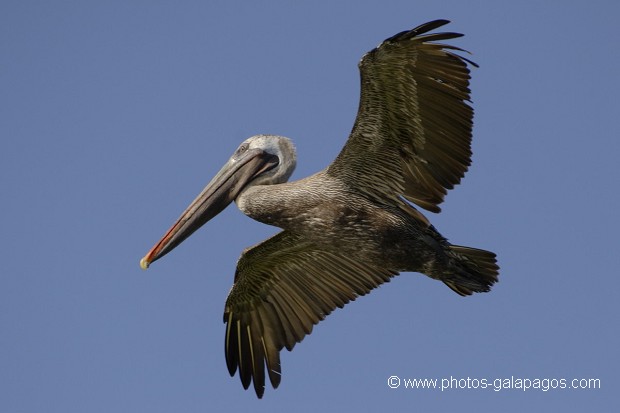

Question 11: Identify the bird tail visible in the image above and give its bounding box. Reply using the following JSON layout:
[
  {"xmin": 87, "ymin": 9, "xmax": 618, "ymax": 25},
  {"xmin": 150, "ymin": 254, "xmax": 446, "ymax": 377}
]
[{"xmin": 443, "ymin": 245, "xmax": 499, "ymax": 296}]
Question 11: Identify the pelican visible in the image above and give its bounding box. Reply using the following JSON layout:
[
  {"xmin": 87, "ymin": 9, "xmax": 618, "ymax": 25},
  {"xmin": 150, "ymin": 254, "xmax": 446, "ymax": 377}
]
[{"xmin": 140, "ymin": 20, "xmax": 498, "ymax": 398}]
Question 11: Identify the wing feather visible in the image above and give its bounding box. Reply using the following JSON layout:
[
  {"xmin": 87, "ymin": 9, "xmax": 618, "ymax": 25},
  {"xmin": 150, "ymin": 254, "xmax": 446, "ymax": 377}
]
[
  {"xmin": 224, "ymin": 231, "xmax": 397, "ymax": 398},
  {"xmin": 327, "ymin": 20, "xmax": 477, "ymax": 212}
]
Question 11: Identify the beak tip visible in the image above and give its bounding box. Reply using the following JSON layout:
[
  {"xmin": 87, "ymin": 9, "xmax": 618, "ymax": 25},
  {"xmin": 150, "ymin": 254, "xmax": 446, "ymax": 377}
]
[{"xmin": 139, "ymin": 256, "xmax": 151, "ymax": 270}]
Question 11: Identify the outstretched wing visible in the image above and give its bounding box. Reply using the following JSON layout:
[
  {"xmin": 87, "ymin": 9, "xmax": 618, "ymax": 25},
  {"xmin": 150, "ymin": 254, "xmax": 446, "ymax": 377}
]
[
  {"xmin": 327, "ymin": 20, "xmax": 478, "ymax": 212},
  {"xmin": 223, "ymin": 231, "xmax": 397, "ymax": 398}
]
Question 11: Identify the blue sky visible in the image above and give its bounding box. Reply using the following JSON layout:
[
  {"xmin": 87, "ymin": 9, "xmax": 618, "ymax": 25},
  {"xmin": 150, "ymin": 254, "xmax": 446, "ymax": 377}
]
[{"xmin": 2, "ymin": 1, "xmax": 617, "ymax": 411}]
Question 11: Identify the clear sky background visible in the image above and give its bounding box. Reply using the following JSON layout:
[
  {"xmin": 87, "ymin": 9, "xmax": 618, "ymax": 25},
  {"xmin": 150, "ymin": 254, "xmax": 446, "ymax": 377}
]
[{"xmin": 2, "ymin": 1, "xmax": 618, "ymax": 411}]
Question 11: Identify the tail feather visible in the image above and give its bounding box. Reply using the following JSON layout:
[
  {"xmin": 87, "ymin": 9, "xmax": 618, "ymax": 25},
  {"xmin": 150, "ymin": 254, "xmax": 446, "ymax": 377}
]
[{"xmin": 443, "ymin": 245, "xmax": 499, "ymax": 296}]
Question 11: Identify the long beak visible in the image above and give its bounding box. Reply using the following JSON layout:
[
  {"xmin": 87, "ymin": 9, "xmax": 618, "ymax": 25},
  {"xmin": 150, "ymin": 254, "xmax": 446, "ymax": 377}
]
[{"xmin": 140, "ymin": 148, "xmax": 278, "ymax": 269}]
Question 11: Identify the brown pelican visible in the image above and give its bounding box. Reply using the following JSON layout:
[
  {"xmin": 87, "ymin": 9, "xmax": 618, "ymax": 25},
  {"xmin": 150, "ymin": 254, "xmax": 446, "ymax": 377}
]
[{"xmin": 140, "ymin": 19, "xmax": 498, "ymax": 398}]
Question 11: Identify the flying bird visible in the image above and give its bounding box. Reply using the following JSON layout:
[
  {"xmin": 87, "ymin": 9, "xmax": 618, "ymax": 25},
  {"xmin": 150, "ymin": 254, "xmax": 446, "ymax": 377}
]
[{"xmin": 140, "ymin": 19, "xmax": 498, "ymax": 398}]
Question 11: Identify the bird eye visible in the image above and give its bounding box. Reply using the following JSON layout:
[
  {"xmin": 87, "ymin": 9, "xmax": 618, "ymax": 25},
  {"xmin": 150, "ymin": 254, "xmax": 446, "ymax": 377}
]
[
  {"xmin": 236, "ymin": 143, "xmax": 249, "ymax": 155},
  {"xmin": 235, "ymin": 143, "xmax": 250, "ymax": 157}
]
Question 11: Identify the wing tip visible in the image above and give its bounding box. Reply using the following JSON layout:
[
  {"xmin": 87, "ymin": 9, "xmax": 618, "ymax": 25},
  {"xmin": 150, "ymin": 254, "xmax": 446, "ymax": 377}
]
[{"xmin": 384, "ymin": 19, "xmax": 458, "ymax": 44}]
